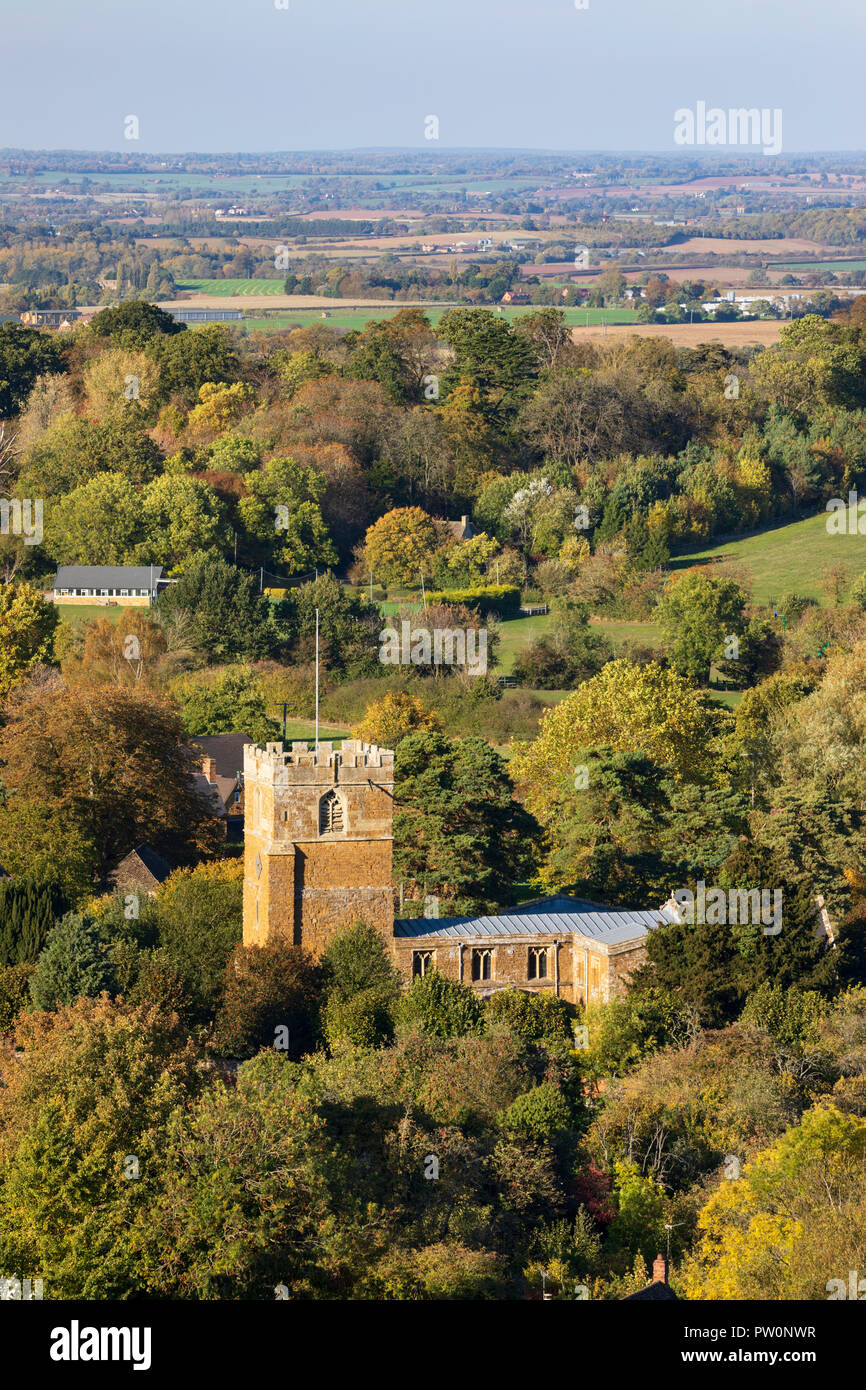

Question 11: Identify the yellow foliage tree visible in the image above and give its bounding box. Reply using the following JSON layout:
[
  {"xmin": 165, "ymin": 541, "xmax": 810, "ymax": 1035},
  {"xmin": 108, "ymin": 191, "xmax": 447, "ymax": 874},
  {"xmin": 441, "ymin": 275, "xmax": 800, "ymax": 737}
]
[
  {"xmin": 510, "ymin": 658, "xmax": 719, "ymax": 824},
  {"xmin": 0, "ymin": 581, "xmax": 58, "ymax": 697},
  {"xmin": 351, "ymin": 691, "xmax": 441, "ymax": 748},
  {"xmin": 363, "ymin": 506, "xmax": 438, "ymax": 587},
  {"xmin": 83, "ymin": 348, "xmax": 161, "ymax": 421},
  {"xmin": 186, "ymin": 381, "xmax": 253, "ymax": 437}
]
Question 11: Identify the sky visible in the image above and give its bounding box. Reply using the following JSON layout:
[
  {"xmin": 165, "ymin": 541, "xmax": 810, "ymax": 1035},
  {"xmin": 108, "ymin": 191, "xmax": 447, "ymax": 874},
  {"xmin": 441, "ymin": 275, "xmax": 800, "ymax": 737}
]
[{"xmin": 1, "ymin": 0, "xmax": 864, "ymax": 153}]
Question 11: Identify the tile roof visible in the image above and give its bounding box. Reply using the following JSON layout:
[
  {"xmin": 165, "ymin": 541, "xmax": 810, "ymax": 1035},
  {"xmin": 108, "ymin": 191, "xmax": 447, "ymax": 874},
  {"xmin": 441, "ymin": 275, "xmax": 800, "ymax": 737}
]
[
  {"xmin": 189, "ymin": 733, "xmax": 253, "ymax": 779},
  {"xmin": 106, "ymin": 844, "xmax": 173, "ymax": 888},
  {"xmin": 394, "ymin": 895, "xmax": 678, "ymax": 945}
]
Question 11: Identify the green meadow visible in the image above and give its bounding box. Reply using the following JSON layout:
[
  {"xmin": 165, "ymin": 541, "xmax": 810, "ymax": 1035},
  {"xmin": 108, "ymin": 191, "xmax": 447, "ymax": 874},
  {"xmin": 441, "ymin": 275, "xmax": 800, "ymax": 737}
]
[
  {"xmin": 177, "ymin": 278, "xmax": 285, "ymax": 295},
  {"xmin": 669, "ymin": 509, "xmax": 866, "ymax": 606}
]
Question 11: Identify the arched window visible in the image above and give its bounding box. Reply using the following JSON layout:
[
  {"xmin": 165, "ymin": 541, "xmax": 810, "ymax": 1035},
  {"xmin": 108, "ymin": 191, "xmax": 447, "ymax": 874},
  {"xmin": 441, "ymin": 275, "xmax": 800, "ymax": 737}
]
[{"xmin": 319, "ymin": 789, "xmax": 344, "ymax": 835}]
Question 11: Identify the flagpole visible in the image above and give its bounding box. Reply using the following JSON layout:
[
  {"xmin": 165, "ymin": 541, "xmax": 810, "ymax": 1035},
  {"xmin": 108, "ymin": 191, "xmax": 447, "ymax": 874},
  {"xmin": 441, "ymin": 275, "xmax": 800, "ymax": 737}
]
[{"xmin": 315, "ymin": 606, "xmax": 319, "ymax": 762}]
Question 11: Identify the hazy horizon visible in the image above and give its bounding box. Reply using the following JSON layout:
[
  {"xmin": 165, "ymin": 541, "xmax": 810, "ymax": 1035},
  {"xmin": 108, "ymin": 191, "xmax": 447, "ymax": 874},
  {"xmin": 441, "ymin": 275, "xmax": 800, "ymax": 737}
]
[{"xmin": 2, "ymin": 0, "xmax": 863, "ymax": 154}]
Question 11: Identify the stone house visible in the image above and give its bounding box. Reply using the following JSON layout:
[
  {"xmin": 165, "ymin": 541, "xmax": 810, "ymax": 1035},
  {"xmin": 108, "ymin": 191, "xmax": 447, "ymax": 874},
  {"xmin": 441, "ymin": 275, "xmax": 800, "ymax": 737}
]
[{"xmin": 189, "ymin": 733, "xmax": 252, "ymax": 842}]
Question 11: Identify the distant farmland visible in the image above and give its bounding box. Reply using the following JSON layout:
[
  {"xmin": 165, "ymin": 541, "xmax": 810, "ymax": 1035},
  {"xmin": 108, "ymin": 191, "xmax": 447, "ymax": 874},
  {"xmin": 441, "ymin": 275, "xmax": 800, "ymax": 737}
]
[
  {"xmin": 781, "ymin": 259, "xmax": 866, "ymax": 274},
  {"xmin": 176, "ymin": 278, "xmax": 285, "ymax": 295},
  {"xmin": 236, "ymin": 304, "xmax": 640, "ymax": 332}
]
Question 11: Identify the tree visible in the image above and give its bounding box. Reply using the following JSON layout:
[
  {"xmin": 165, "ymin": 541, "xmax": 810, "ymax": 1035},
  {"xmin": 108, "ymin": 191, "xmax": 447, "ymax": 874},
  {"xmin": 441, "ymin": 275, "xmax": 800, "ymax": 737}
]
[
  {"xmin": 520, "ymin": 371, "xmax": 659, "ymax": 476},
  {"xmin": 28, "ymin": 913, "xmax": 115, "ymax": 1010},
  {"xmin": 46, "ymin": 471, "xmax": 142, "ymax": 565},
  {"xmin": 438, "ymin": 308, "xmax": 538, "ymax": 431},
  {"xmin": 88, "ymin": 300, "xmax": 184, "ymax": 349},
  {"xmin": 155, "ymin": 555, "xmax": 275, "ymax": 662},
  {"xmin": 186, "ymin": 381, "xmax": 253, "ymax": 436},
  {"xmin": 681, "ymin": 1106, "xmax": 866, "ymax": 1300},
  {"xmin": 510, "ymin": 660, "xmax": 720, "ymax": 831},
  {"xmin": 0, "ymin": 998, "xmax": 200, "ymax": 1297},
  {"xmin": 278, "ymin": 571, "xmax": 381, "ymax": 678},
  {"xmin": 20, "ymin": 415, "xmax": 162, "ymax": 499},
  {"xmin": 140, "ymin": 473, "xmax": 228, "ymax": 569},
  {"xmin": 394, "ymin": 730, "xmax": 538, "ymax": 909},
  {"xmin": 0, "ymin": 798, "xmax": 98, "ymax": 903},
  {"xmin": 644, "ymin": 276, "xmax": 669, "ymax": 308},
  {"xmin": 363, "ymin": 507, "xmax": 439, "ymax": 587},
  {"xmin": 150, "ymin": 325, "xmax": 240, "ymax": 405},
  {"xmin": 72, "ymin": 611, "xmax": 167, "ymax": 687},
  {"xmin": 0, "ymin": 581, "xmax": 58, "ymax": 697},
  {"xmin": 396, "ymin": 970, "xmax": 485, "ymax": 1039},
  {"xmin": 0, "ymin": 963, "xmax": 32, "ymax": 1035},
  {"xmin": 501, "ymin": 1082, "xmax": 574, "ymax": 1143},
  {"xmin": 484, "ymin": 987, "xmax": 573, "ymax": 1043},
  {"xmin": 580, "ymin": 987, "xmax": 695, "ymax": 1079},
  {"xmin": 0, "ymin": 323, "xmax": 66, "ymax": 417},
  {"xmin": 0, "ymin": 877, "xmax": 65, "ymax": 969},
  {"xmin": 237, "ymin": 455, "xmax": 337, "ymax": 575},
  {"xmin": 513, "ymin": 308, "xmax": 574, "ymax": 372},
  {"xmin": 533, "ymin": 746, "xmax": 675, "ymax": 903},
  {"xmin": 173, "ymin": 665, "xmax": 277, "ymax": 745},
  {"xmin": 655, "ymin": 572, "xmax": 748, "ymax": 685},
  {"xmin": 82, "ymin": 347, "xmax": 161, "ymax": 421},
  {"xmin": 321, "ymin": 920, "xmax": 401, "ymax": 1048},
  {"xmin": 0, "ymin": 679, "xmax": 219, "ymax": 875},
  {"xmin": 140, "ymin": 1051, "xmax": 328, "ymax": 1298},
  {"xmin": 151, "ymin": 861, "xmax": 243, "ymax": 1022},
  {"xmin": 213, "ymin": 940, "xmax": 324, "ymax": 1058},
  {"xmin": 606, "ymin": 1160, "xmax": 668, "ymax": 1267},
  {"xmin": 351, "ymin": 691, "xmax": 441, "ymax": 747}
]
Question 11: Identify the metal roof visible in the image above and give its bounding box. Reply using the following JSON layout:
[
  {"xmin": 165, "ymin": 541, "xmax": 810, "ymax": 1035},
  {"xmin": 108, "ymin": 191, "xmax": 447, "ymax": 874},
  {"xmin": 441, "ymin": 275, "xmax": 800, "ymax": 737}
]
[
  {"xmin": 53, "ymin": 565, "xmax": 165, "ymax": 589},
  {"xmin": 394, "ymin": 895, "xmax": 678, "ymax": 945}
]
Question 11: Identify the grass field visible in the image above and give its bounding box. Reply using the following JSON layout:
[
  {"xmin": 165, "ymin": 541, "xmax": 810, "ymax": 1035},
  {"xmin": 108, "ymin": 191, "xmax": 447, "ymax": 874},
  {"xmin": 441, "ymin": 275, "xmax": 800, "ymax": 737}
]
[
  {"xmin": 589, "ymin": 618, "xmax": 663, "ymax": 651},
  {"xmin": 240, "ymin": 306, "xmax": 641, "ymax": 332},
  {"xmin": 54, "ymin": 603, "xmax": 126, "ymax": 627},
  {"xmin": 782, "ymin": 259, "xmax": 866, "ymax": 274},
  {"xmin": 278, "ymin": 719, "xmax": 349, "ymax": 744},
  {"xmin": 669, "ymin": 510, "xmax": 866, "ymax": 606},
  {"xmin": 376, "ymin": 607, "xmax": 662, "ymax": 674},
  {"xmin": 177, "ymin": 278, "xmax": 285, "ymax": 295},
  {"xmin": 167, "ymin": 290, "xmax": 640, "ymax": 332},
  {"xmin": 496, "ymin": 613, "xmax": 553, "ymax": 673}
]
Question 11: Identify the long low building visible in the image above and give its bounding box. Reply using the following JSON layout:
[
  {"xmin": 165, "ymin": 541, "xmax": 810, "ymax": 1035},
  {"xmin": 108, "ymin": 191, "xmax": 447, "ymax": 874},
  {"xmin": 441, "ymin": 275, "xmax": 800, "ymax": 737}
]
[
  {"xmin": 393, "ymin": 896, "xmax": 679, "ymax": 1005},
  {"xmin": 51, "ymin": 565, "xmax": 167, "ymax": 606},
  {"xmin": 166, "ymin": 307, "xmax": 243, "ymax": 323}
]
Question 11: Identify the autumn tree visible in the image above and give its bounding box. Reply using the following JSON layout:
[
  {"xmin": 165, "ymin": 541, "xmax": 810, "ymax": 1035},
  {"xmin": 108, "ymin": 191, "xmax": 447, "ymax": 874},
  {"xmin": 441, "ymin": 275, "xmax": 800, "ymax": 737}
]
[
  {"xmin": 82, "ymin": 347, "xmax": 161, "ymax": 422},
  {"xmin": 213, "ymin": 940, "xmax": 325, "ymax": 1059},
  {"xmin": 139, "ymin": 1051, "xmax": 329, "ymax": 1298},
  {"xmin": 0, "ymin": 581, "xmax": 58, "ymax": 697},
  {"xmin": 0, "ymin": 998, "xmax": 200, "ymax": 1298},
  {"xmin": 69, "ymin": 611, "xmax": 167, "ymax": 687},
  {"xmin": 351, "ymin": 690, "xmax": 441, "ymax": 747},
  {"xmin": 363, "ymin": 506, "xmax": 439, "ymax": 587},
  {"xmin": 682, "ymin": 1106, "xmax": 866, "ymax": 1300},
  {"xmin": 510, "ymin": 660, "xmax": 721, "ymax": 830},
  {"xmin": 0, "ymin": 679, "xmax": 220, "ymax": 875}
]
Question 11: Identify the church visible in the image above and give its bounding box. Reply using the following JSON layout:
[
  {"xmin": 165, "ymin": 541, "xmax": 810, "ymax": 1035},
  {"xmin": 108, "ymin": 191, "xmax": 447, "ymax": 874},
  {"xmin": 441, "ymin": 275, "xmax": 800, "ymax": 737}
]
[{"xmin": 242, "ymin": 739, "xmax": 676, "ymax": 1006}]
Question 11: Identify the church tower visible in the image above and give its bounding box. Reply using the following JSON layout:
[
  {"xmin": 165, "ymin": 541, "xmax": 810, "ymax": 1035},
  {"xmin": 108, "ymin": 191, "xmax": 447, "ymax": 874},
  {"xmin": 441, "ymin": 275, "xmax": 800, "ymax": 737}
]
[{"xmin": 242, "ymin": 740, "xmax": 395, "ymax": 956}]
